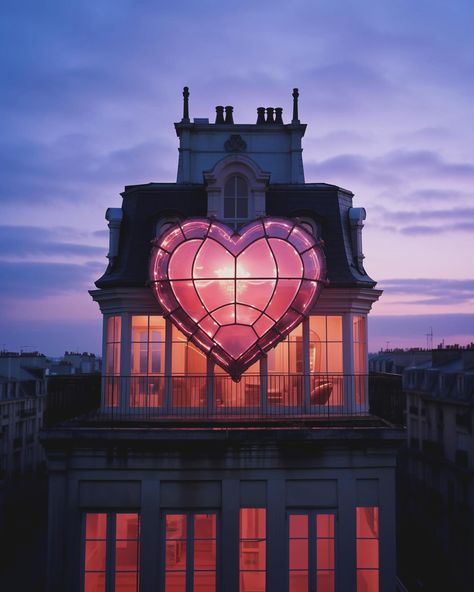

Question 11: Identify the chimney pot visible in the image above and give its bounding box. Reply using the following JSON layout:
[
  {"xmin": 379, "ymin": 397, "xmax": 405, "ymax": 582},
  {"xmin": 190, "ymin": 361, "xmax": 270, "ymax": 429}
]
[
  {"xmin": 256, "ymin": 107, "xmax": 266, "ymax": 125},
  {"xmin": 266, "ymin": 107, "xmax": 275, "ymax": 124},
  {"xmin": 215, "ymin": 106, "xmax": 225, "ymax": 124},
  {"xmin": 224, "ymin": 106, "xmax": 234, "ymax": 124},
  {"xmin": 275, "ymin": 107, "xmax": 283, "ymax": 125}
]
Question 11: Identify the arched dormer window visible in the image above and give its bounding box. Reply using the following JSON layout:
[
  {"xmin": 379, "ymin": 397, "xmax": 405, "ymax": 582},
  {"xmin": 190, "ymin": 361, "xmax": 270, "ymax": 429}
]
[
  {"xmin": 224, "ymin": 175, "xmax": 249, "ymax": 225},
  {"xmin": 204, "ymin": 155, "xmax": 270, "ymax": 228}
]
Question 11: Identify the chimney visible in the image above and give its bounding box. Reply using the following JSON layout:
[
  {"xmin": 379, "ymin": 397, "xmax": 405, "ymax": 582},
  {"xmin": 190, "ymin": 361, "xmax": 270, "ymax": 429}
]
[
  {"xmin": 266, "ymin": 107, "xmax": 274, "ymax": 124},
  {"xmin": 292, "ymin": 88, "xmax": 299, "ymax": 123},
  {"xmin": 256, "ymin": 107, "xmax": 266, "ymax": 125},
  {"xmin": 275, "ymin": 107, "xmax": 283, "ymax": 125},
  {"xmin": 182, "ymin": 86, "xmax": 190, "ymax": 122},
  {"xmin": 224, "ymin": 106, "xmax": 234, "ymax": 124},
  {"xmin": 215, "ymin": 106, "xmax": 225, "ymax": 124}
]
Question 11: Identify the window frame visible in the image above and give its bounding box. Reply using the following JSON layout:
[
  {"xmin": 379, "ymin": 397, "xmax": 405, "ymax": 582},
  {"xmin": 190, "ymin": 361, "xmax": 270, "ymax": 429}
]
[
  {"xmin": 81, "ymin": 511, "xmax": 140, "ymax": 592},
  {"xmin": 287, "ymin": 510, "xmax": 337, "ymax": 592},
  {"xmin": 161, "ymin": 510, "xmax": 219, "ymax": 592}
]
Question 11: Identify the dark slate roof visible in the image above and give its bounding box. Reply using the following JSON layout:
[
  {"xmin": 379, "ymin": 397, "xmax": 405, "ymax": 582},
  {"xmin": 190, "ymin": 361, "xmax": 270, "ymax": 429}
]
[{"xmin": 95, "ymin": 182, "xmax": 376, "ymax": 289}]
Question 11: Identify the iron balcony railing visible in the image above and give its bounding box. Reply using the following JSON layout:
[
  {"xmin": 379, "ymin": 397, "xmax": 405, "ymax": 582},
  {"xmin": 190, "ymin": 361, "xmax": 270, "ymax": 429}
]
[{"xmin": 98, "ymin": 373, "xmax": 370, "ymax": 420}]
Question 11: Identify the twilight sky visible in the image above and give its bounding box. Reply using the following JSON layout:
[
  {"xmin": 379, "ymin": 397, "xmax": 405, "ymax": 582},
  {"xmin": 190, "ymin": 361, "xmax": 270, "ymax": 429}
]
[{"xmin": 1, "ymin": 0, "xmax": 473, "ymax": 355}]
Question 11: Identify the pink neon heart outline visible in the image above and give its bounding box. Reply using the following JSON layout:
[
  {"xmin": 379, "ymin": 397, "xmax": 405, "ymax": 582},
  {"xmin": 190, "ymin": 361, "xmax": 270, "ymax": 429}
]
[{"xmin": 149, "ymin": 217, "xmax": 326, "ymax": 381}]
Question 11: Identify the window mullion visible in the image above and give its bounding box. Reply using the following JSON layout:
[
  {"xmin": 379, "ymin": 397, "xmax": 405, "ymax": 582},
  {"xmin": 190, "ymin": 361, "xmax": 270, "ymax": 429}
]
[
  {"xmin": 309, "ymin": 512, "xmax": 317, "ymax": 592},
  {"xmin": 187, "ymin": 513, "xmax": 194, "ymax": 592},
  {"xmin": 106, "ymin": 513, "xmax": 116, "ymax": 592}
]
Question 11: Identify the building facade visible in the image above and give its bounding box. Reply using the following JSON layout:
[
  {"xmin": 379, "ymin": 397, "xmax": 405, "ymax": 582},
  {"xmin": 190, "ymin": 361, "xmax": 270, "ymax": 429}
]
[
  {"xmin": 371, "ymin": 347, "xmax": 474, "ymax": 591},
  {"xmin": 43, "ymin": 90, "xmax": 402, "ymax": 592}
]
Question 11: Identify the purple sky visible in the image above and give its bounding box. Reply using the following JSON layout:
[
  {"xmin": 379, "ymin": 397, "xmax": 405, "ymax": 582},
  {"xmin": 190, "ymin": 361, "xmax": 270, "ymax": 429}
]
[{"xmin": 1, "ymin": 0, "xmax": 473, "ymax": 355}]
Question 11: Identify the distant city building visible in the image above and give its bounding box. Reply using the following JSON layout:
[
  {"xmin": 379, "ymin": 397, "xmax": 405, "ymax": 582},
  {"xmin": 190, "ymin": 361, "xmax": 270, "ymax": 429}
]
[
  {"xmin": 370, "ymin": 346, "xmax": 474, "ymax": 591},
  {"xmin": 42, "ymin": 90, "xmax": 403, "ymax": 592},
  {"xmin": 0, "ymin": 351, "xmax": 47, "ymax": 479}
]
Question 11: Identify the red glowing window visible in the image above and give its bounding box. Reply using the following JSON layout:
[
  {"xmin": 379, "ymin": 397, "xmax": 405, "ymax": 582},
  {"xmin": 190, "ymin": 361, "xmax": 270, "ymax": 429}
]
[
  {"xmin": 164, "ymin": 512, "xmax": 217, "ymax": 592},
  {"xmin": 356, "ymin": 507, "xmax": 379, "ymax": 592},
  {"xmin": 240, "ymin": 508, "xmax": 266, "ymax": 592},
  {"xmin": 83, "ymin": 512, "xmax": 140, "ymax": 592},
  {"xmin": 150, "ymin": 218, "xmax": 325, "ymax": 380},
  {"xmin": 288, "ymin": 512, "xmax": 335, "ymax": 592}
]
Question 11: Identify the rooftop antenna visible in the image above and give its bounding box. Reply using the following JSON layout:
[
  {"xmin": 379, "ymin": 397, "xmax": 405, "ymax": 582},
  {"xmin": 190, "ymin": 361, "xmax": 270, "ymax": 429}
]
[
  {"xmin": 425, "ymin": 327, "xmax": 433, "ymax": 350},
  {"xmin": 385, "ymin": 341, "xmax": 390, "ymax": 351}
]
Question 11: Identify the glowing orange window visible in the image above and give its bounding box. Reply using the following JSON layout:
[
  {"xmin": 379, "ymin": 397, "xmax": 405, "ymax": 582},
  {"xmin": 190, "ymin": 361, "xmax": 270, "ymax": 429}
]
[
  {"xmin": 288, "ymin": 512, "xmax": 335, "ymax": 592},
  {"xmin": 164, "ymin": 512, "xmax": 217, "ymax": 592},
  {"xmin": 83, "ymin": 512, "xmax": 140, "ymax": 592},
  {"xmin": 356, "ymin": 507, "xmax": 379, "ymax": 592},
  {"xmin": 240, "ymin": 508, "xmax": 266, "ymax": 592}
]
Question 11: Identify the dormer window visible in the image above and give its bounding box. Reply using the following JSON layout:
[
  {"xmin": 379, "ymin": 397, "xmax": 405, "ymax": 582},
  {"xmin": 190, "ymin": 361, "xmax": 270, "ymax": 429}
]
[
  {"xmin": 224, "ymin": 175, "xmax": 249, "ymax": 225},
  {"xmin": 204, "ymin": 154, "xmax": 269, "ymax": 225}
]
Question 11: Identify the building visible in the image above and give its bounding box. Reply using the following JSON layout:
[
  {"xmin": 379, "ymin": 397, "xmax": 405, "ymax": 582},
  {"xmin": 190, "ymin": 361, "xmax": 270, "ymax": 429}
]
[
  {"xmin": 0, "ymin": 351, "xmax": 47, "ymax": 480},
  {"xmin": 42, "ymin": 90, "xmax": 403, "ymax": 592},
  {"xmin": 371, "ymin": 347, "xmax": 474, "ymax": 591}
]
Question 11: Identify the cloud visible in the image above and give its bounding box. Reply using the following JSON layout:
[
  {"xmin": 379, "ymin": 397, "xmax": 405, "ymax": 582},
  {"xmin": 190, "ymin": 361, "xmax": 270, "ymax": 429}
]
[
  {"xmin": 367, "ymin": 205, "xmax": 474, "ymax": 234},
  {"xmin": 0, "ymin": 260, "xmax": 104, "ymax": 298},
  {"xmin": 0, "ymin": 136, "xmax": 175, "ymax": 204},
  {"xmin": 377, "ymin": 278, "xmax": 474, "ymax": 306},
  {"xmin": 307, "ymin": 149, "xmax": 474, "ymax": 188},
  {"xmin": 0, "ymin": 225, "xmax": 107, "ymax": 259}
]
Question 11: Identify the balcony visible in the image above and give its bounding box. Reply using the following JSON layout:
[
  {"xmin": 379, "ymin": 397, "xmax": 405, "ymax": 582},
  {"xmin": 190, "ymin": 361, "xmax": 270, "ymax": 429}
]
[{"xmin": 95, "ymin": 373, "xmax": 372, "ymax": 423}]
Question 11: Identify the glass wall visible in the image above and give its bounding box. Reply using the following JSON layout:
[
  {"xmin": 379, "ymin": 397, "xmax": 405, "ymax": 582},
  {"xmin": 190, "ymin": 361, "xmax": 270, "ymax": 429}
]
[
  {"xmin": 171, "ymin": 325, "xmax": 207, "ymax": 407},
  {"xmin": 130, "ymin": 316, "xmax": 165, "ymax": 407},
  {"xmin": 267, "ymin": 324, "xmax": 303, "ymax": 406},
  {"xmin": 353, "ymin": 316, "xmax": 367, "ymax": 406},
  {"xmin": 102, "ymin": 312, "xmax": 368, "ymax": 413},
  {"xmin": 105, "ymin": 316, "xmax": 121, "ymax": 407},
  {"xmin": 308, "ymin": 316, "xmax": 343, "ymax": 406}
]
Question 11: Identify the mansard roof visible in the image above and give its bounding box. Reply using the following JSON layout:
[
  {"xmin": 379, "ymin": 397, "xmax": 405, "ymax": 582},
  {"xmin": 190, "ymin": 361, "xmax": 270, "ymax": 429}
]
[{"xmin": 95, "ymin": 181, "xmax": 376, "ymax": 290}]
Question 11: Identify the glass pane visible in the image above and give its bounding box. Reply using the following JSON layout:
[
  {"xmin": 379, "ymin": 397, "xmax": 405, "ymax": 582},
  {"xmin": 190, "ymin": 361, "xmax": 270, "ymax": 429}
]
[
  {"xmin": 115, "ymin": 571, "xmax": 138, "ymax": 592},
  {"xmin": 316, "ymin": 539, "xmax": 334, "ymax": 569},
  {"xmin": 327, "ymin": 343, "xmax": 343, "ymax": 373},
  {"xmin": 166, "ymin": 541, "xmax": 187, "ymax": 570},
  {"xmin": 115, "ymin": 540, "xmax": 139, "ymax": 571},
  {"xmin": 116, "ymin": 514, "xmax": 139, "ymax": 539},
  {"xmin": 268, "ymin": 238, "xmax": 303, "ymax": 278},
  {"xmin": 289, "ymin": 514, "xmax": 308, "ymax": 538},
  {"xmin": 326, "ymin": 316, "xmax": 342, "ymax": 341},
  {"xmin": 166, "ymin": 515, "xmax": 187, "ymax": 538},
  {"xmin": 84, "ymin": 572, "xmax": 106, "ymax": 592},
  {"xmin": 240, "ymin": 571, "xmax": 265, "ymax": 592},
  {"xmin": 165, "ymin": 571, "xmax": 186, "ymax": 592},
  {"xmin": 224, "ymin": 178, "xmax": 236, "ymax": 197},
  {"xmin": 85, "ymin": 540, "xmax": 106, "ymax": 571},
  {"xmin": 194, "ymin": 514, "xmax": 216, "ymax": 539},
  {"xmin": 289, "ymin": 571, "xmax": 308, "ymax": 592},
  {"xmin": 290, "ymin": 539, "xmax": 308, "ymax": 570},
  {"xmin": 316, "ymin": 571, "xmax": 335, "ymax": 592},
  {"xmin": 86, "ymin": 513, "xmax": 107, "ymax": 539},
  {"xmin": 240, "ymin": 541, "xmax": 266, "ymax": 570},
  {"xmin": 236, "ymin": 177, "xmax": 247, "ymax": 197},
  {"xmin": 357, "ymin": 570, "xmax": 379, "ymax": 592},
  {"xmin": 316, "ymin": 515, "xmax": 334, "ymax": 538},
  {"xmin": 224, "ymin": 198, "xmax": 235, "ymax": 218},
  {"xmin": 168, "ymin": 239, "xmax": 201, "ymax": 280},
  {"xmin": 236, "ymin": 198, "xmax": 248, "ymax": 218},
  {"xmin": 309, "ymin": 316, "xmax": 326, "ymax": 341},
  {"xmin": 194, "ymin": 571, "xmax": 216, "ymax": 592},
  {"xmin": 194, "ymin": 540, "xmax": 216, "ymax": 569},
  {"xmin": 237, "ymin": 239, "xmax": 276, "ymax": 279},
  {"xmin": 357, "ymin": 540, "xmax": 379, "ymax": 569},
  {"xmin": 240, "ymin": 509, "xmax": 266, "ymax": 538},
  {"xmin": 131, "ymin": 316, "xmax": 148, "ymax": 342},
  {"xmin": 356, "ymin": 508, "xmax": 379, "ymax": 538}
]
